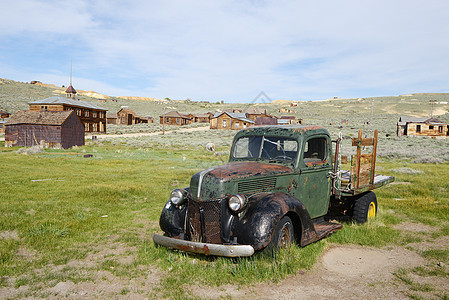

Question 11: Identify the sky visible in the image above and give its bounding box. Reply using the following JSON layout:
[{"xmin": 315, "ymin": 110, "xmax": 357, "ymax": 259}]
[{"xmin": 1, "ymin": 0, "xmax": 448, "ymax": 103}]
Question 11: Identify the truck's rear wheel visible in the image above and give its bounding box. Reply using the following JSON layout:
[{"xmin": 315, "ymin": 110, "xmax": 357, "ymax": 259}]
[
  {"xmin": 353, "ymin": 192, "xmax": 377, "ymax": 223},
  {"xmin": 270, "ymin": 216, "xmax": 294, "ymax": 249}
]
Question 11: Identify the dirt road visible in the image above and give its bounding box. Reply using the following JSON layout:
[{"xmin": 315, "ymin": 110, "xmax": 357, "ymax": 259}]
[{"xmin": 88, "ymin": 126, "xmax": 209, "ymax": 139}]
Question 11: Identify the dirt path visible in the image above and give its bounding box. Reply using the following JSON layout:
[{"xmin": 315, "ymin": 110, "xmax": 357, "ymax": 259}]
[
  {"xmin": 88, "ymin": 126, "xmax": 209, "ymax": 139},
  {"xmin": 189, "ymin": 245, "xmax": 428, "ymax": 299}
]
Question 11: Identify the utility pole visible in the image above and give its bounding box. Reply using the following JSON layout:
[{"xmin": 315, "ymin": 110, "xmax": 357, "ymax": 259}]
[
  {"xmin": 162, "ymin": 106, "xmax": 166, "ymax": 135},
  {"xmin": 430, "ymin": 100, "xmax": 437, "ymax": 118}
]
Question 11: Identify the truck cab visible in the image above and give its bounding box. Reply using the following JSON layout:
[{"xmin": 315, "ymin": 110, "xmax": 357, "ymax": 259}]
[{"xmin": 153, "ymin": 125, "xmax": 393, "ymax": 257}]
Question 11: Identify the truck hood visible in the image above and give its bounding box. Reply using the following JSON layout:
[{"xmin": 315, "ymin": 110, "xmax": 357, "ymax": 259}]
[{"xmin": 190, "ymin": 161, "xmax": 294, "ymax": 200}]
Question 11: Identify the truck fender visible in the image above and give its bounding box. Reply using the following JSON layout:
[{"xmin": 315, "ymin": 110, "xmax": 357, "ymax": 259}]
[
  {"xmin": 159, "ymin": 200, "xmax": 187, "ymax": 237},
  {"xmin": 232, "ymin": 192, "xmax": 317, "ymax": 251}
]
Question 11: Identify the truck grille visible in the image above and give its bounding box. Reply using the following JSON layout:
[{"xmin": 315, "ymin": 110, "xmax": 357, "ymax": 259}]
[
  {"xmin": 189, "ymin": 198, "xmax": 222, "ymax": 244},
  {"xmin": 238, "ymin": 178, "xmax": 277, "ymax": 194}
]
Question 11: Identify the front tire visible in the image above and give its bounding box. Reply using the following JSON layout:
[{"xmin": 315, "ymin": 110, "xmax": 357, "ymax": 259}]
[
  {"xmin": 269, "ymin": 216, "xmax": 294, "ymax": 249},
  {"xmin": 353, "ymin": 192, "xmax": 377, "ymax": 223}
]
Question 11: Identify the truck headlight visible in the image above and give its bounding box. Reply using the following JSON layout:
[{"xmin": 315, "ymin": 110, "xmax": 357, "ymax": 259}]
[
  {"xmin": 170, "ymin": 189, "xmax": 185, "ymax": 206},
  {"xmin": 228, "ymin": 194, "xmax": 246, "ymax": 212}
]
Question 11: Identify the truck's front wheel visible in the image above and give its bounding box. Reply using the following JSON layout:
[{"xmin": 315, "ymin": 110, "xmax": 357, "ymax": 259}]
[
  {"xmin": 353, "ymin": 192, "xmax": 377, "ymax": 223},
  {"xmin": 270, "ymin": 216, "xmax": 294, "ymax": 249}
]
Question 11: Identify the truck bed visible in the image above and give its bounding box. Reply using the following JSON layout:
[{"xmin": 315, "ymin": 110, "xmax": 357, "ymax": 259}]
[{"xmin": 340, "ymin": 171, "xmax": 394, "ymax": 196}]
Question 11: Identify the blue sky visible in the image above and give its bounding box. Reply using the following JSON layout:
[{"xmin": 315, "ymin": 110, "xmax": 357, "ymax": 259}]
[{"xmin": 1, "ymin": 0, "xmax": 448, "ymax": 102}]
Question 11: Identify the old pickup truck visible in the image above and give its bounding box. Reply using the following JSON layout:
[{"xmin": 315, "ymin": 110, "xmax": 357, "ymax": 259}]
[{"xmin": 153, "ymin": 125, "xmax": 394, "ymax": 257}]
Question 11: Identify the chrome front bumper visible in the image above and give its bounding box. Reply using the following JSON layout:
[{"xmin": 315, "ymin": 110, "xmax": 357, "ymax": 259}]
[{"xmin": 152, "ymin": 234, "xmax": 255, "ymax": 257}]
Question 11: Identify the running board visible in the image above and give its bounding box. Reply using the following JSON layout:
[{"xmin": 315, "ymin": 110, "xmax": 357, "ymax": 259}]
[{"xmin": 312, "ymin": 219, "xmax": 343, "ymax": 239}]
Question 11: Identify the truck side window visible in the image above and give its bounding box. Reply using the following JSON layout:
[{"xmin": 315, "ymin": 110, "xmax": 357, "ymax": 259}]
[{"xmin": 303, "ymin": 137, "xmax": 327, "ymax": 166}]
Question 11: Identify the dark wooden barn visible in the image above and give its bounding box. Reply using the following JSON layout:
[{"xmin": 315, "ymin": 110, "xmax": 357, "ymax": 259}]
[{"xmin": 5, "ymin": 110, "xmax": 85, "ymax": 149}]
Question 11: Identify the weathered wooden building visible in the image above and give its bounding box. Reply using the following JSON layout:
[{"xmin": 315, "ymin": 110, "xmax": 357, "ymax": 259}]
[
  {"xmin": 397, "ymin": 116, "xmax": 449, "ymax": 137},
  {"xmin": 106, "ymin": 112, "xmax": 117, "ymax": 124},
  {"xmin": 245, "ymin": 108, "xmax": 271, "ymax": 121},
  {"xmin": 159, "ymin": 111, "xmax": 192, "ymax": 125},
  {"xmin": 28, "ymin": 97, "xmax": 107, "ymax": 133},
  {"xmin": 0, "ymin": 109, "xmax": 11, "ymax": 120},
  {"xmin": 65, "ymin": 85, "xmax": 77, "ymax": 99},
  {"xmin": 278, "ymin": 116, "xmax": 296, "ymax": 125},
  {"xmin": 117, "ymin": 108, "xmax": 148, "ymax": 125},
  {"xmin": 255, "ymin": 116, "xmax": 277, "ymax": 126},
  {"xmin": 210, "ymin": 112, "xmax": 254, "ymax": 130},
  {"xmin": 5, "ymin": 110, "xmax": 85, "ymax": 148},
  {"xmin": 186, "ymin": 113, "xmax": 211, "ymax": 123},
  {"xmin": 0, "ymin": 121, "xmax": 5, "ymax": 133}
]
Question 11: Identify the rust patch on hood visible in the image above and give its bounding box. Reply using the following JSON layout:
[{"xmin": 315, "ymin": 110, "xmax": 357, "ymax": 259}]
[{"xmin": 207, "ymin": 161, "xmax": 294, "ymax": 183}]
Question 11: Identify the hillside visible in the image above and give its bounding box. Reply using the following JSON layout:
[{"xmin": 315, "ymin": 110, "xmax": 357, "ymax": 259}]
[{"xmin": 1, "ymin": 78, "xmax": 448, "ymax": 133}]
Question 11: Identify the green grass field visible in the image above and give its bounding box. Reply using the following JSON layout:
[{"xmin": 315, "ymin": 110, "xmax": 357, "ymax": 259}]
[
  {"xmin": 1, "ymin": 78, "xmax": 449, "ymax": 298},
  {"xmin": 1, "ymin": 144, "xmax": 448, "ymax": 299}
]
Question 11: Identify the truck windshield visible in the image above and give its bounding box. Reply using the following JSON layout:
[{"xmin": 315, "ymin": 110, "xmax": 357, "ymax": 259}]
[{"xmin": 232, "ymin": 136, "xmax": 298, "ymax": 162}]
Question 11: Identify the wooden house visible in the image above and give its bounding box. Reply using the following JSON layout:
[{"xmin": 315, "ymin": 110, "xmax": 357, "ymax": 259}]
[
  {"xmin": 65, "ymin": 85, "xmax": 77, "ymax": 99},
  {"xmin": 255, "ymin": 117, "xmax": 277, "ymax": 126},
  {"xmin": 0, "ymin": 109, "xmax": 11, "ymax": 120},
  {"xmin": 28, "ymin": 97, "xmax": 107, "ymax": 133},
  {"xmin": 245, "ymin": 108, "xmax": 271, "ymax": 121},
  {"xmin": 106, "ymin": 112, "xmax": 117, "ymax": 124},
  {"xmin": 210, "ymin": 112, "xmax": 254, "ymax": 130},
  {"xmin": 397, "ymin": 116, "xmax": 449, "ymax": 137},
  {"xmin": 5, "ymin": 110, "xmax": 85, "ymax": 148},
  {"xmin": 278, "ymin": 116, "xmax": 296, "ymax": 125},
  {"xmin": 184, "ymin": 113, "xmax": 198, "ymax": 122},
  {"xmin": 159, "ymin": 111, "xmax": 192, "ymax": 125},
  {"xmin": 0, "ymin": 121, "xmax": 5, "ymax": 133},
  {"xmin": 186, "ymin": 113, "xmax": 211, "ymax": 123},
  {"xmin": 117, "ymin": 108, "xmax": 148, "ymax": 125}
]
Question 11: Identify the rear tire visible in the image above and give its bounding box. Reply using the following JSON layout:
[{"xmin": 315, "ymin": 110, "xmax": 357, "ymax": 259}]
[
  {"xmin": 353, "ymin": 192, "xmax": 377, "ymax": 224},
  {"xmin": 269, "ymin": 216, "xmax": 294, "ymax": 250}
]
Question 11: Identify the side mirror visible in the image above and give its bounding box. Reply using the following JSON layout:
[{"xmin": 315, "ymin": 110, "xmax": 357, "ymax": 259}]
[
  {"xmin": 206, "ymin": 143, "xmax": 216, "ymax": 152},
  {"xmin": 206, "ymin": 142, "xmax": 224, "ymax": 163}
]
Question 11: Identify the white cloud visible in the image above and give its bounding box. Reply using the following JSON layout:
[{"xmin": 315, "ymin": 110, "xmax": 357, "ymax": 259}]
[{"xmin": 1, "ymin": 0, "xmax": 449, "ymax": 101}]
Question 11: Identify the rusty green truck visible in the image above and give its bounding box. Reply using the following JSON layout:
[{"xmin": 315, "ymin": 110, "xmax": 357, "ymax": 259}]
[{"xmin": 153, "ymin": 125, "xmax": 394, "ymax": 257}]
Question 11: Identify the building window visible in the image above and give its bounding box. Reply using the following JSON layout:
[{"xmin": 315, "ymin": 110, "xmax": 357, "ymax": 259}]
[
  {"xmin": 243, "ymin": 123, "xmax": 247, "ymax": 128},
  {"xmin": 439, "ymin": 126, "xmax": 443, "ymax": 133},
  {"xmin": 416, "ymin": 125, "xmax": 421, "ymax": 133},
  {"xmin": 176, "ymin": 118, "xmax": 179, "ymax": 124},
  {"xmin": 93, "ymin": 111, "xmax": 97, "ymax": 118},
  {"xmin": 429, "ymin": 125, "xmax": 434, "ymax": 130},
  {"xmin": 41, "ymin": 106, "xmax": 48, "ymax": 111},
  {"xmin": 223, "ymin": 120, "xmax": 227, "ymax": 128},
  {"xmin": 166, "ymin": 117, "xmax": 169, "ymax": 123},
  {"xmin": 93, "ymin": 123, "xmax": 98, "ymax": 131},
  {"xmin": 235, "ymin": 122, "xmax": 239, "ymax": 128}
]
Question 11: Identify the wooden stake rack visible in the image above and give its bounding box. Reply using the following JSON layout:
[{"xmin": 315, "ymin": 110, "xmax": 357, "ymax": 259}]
[{"xmin": 350, "ymin": 129, "xmax": 378, "ymax": 190}]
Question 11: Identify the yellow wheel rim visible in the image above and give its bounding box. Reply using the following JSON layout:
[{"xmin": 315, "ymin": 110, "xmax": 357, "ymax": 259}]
[{"xmin": 367, "ymin": 202, "xmax": 376, "ymax": 219}]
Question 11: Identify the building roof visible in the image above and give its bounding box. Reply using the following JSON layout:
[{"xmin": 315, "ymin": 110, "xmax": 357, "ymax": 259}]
[
  {"xmin": 277, "ymin": 119, "xmax": 292, "ymax": 125},
  {"xmin": 161, "ymin": 111, "xmax": 191, "ymax": 119},
  {"xmin": 6, "ymin": 110, "xmax": 74, "ymax": 126},
  {"xmin": 280, "ymin": 116, "xmax": 295, "ymax": 119},
  {"xmin": 195, "ymin": 113, "xmax": 210, "ymax": 118},
  {"xmin": 29, "ymin": 96, "xmax": 107, "ymax": 111},
  {"xmin": 117, "ymin": 108, "xmax": 139, "ymax": 116},
  {"xmin": 65, "ymin": 85, "xmax": 77, "ymax": 94},
  {"xmin": 212, "ymin": 112, "xmax": 255, "ymax": 123},
  {"xmin": 0, "ymin": 109, "xmax": 11, "ymax": 115},
  {"xmin": 106, "ymin": 112, "xmax": 117, "ymax": 118},
  {"xmin": 398, "ymin": 116, "xmax": 446, "ymax": 124}
]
